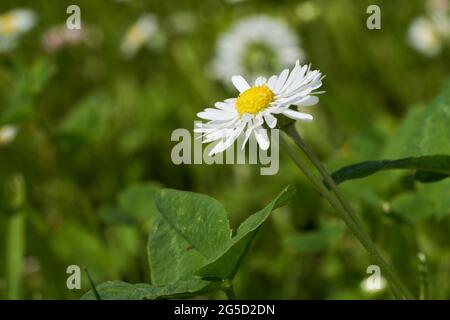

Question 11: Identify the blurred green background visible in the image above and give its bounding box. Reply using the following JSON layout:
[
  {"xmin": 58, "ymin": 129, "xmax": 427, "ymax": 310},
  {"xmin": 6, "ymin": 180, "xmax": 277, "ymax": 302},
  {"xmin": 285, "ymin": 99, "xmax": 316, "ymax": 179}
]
[{"xmin": 0, "ymin": 0, "xmax": 449, "ymax": 299}]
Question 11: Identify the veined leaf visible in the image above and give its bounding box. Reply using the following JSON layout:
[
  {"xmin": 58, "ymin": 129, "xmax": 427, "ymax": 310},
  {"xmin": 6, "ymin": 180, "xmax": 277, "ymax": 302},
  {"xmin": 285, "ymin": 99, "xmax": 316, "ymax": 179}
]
[
  {"xmin": 81, "ymin": 279, "xmax": 219, "ymax": 300},
  {"xmin": 330, "ymin": 155, "xmax": 450, "ymax": 185},
  {"xmin": 148, "ymin": 217, "xmax": 207, "ymax": 285},
  {"xmin": 149, "ymin": 189, "xmax": 231, "ymax": 285},
  {"xmin": 195, "ymin": 185, "xmax": 295, "ymax": 280},
  {"xmin": 154, "ymin": 189, "xmax": 232, "ymax": 257}
]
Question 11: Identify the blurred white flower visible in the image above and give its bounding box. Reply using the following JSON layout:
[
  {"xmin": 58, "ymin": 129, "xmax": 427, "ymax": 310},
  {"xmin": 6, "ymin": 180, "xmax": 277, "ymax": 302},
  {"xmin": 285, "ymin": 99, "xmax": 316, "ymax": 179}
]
[
  {"xmin": 121, "ymin": 14, "xmax": 164, "ymax": 59},
  {"xmin": 407, "ymin": 15, "xmax": 450, "ymax": 57},
  {"xmin": 0, "ymin": 9, "xmax": 36, "ymax": 52},
  {"xmin": 0, "ymin": 125, "xmax": 18, "ymax": 145},
  {"xmin": 196, "ymin": 60, "xmax": 323, "ymax": 155},
  {"xmin": 211, "ymin": 15, "xmax": 304, "ymax": 85}
]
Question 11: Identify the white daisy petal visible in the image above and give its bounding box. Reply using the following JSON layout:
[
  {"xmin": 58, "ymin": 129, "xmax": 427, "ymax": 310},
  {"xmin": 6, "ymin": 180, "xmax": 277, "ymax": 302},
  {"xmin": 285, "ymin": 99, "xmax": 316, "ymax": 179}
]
[
  {"xmin": 231, "ymin": 75, "xmax": 251, "ymax": 93},
  {"xmin": 254, "ymin": 76, "xmax": 266, "ymax": 86},
  {"xmin": 209, "ymin": 126, "xmax": 244, "ymax": 155},
  {"xmin": 299, "ymin": 95, "xmax": 319, "ymax": 107},
  {"xmin": 254, "ymin": 128, "xmax": 270, "ymax": 150},
  {"xmin": 267, "ymin": 75, "xmax": 278, "ymax": 89},
  {"xmin": 197, "ymin": 110, "xmax": 236, "ymax": 121},
  {"xmin": 282, "ymin": 109, "xmax": 313, "ymax": 121},
  {"xmin": 275, "ymin": 69, "xmax": 289, "ymax": 93},
  {"xmin": 263, "ymin": 113, "xmax": 277, "ymax": 128},
  {"xmin": 280, "ymin": 60, "xmax": 301, "ymax": 93}
]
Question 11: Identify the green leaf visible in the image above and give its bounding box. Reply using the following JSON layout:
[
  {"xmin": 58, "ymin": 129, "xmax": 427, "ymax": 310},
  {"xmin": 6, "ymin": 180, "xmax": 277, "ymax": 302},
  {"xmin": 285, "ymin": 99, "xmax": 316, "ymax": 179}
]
[
  {"xmin": 148, "ymin": 217, "xmax": 207, "ymax": 285},
  {"xmin": 384, "ymin": 84, "xmax": 450, "ymax": 158},
  {"xmin": 328, "ymin": 84, "xmax": 450, "ymax": 186},
  {"xmin": 154, "ymin": 189, "xmax": 232, "ymax": 257},
  {"xmin": 390, "ymin": 194, "xmax": 436, "ymax": 224},
  {"xmin": 149, "ymin": 189, "xmax": 232, "ymax": 285},
  {"xmin": 330, "ymin": 155, "xmax": 450, "ymax": 185},
  {"xmin": 81, "ymin": 279, "xmax": 219, "ymax": 300},
  {"xmin": 195, "ymin": 185, "xmax": 295, "ymax": 280},
  {"xmin": 390, "ymin": 179, "xmax": 450, "ymax": 222}
]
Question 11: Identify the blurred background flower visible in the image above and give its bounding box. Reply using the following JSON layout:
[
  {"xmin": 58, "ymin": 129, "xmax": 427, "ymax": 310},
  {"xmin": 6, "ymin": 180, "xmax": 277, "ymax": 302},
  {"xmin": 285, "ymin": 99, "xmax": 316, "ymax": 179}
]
[
  {"xmin": 407, "ymin": 0, "xmax": 450, "ymax": 56},
  {"xmin": 42, "ymin": 24, "xmax": 102, "ymax": 54},
  {"xmin": 0, "ymin": 8, "xmax": 36, "ymax": 52},
  {"xmin": 210, "ymin": 15, "xmax": 303, "ymax": 85},
  {"xmin": 120, "ymin": 13, "xmax": 164, "ymax": 59},
  {"xmin": 0, "ymin": 125, "xmax": 18, "ymax": 145}
]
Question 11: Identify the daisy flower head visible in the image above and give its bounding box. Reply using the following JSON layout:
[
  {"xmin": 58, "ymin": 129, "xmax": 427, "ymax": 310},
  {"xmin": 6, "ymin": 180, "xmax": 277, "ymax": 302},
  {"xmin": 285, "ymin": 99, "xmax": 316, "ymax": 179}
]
[
  {"xmin": 0, "ymin": 9, "xmax": 36, "ymax": 52},
  {"xmin": 211, "ymin": 15, "xmax": 304, "ymax": 86},
  {"xmin": 195, "ymin": 60, "xmax": 323, "ymax": 155}
]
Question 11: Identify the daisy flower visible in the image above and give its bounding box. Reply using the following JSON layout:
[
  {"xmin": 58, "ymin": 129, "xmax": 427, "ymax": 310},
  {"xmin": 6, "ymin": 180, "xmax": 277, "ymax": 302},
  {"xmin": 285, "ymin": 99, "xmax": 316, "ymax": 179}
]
[
  {"xmin": 121, "ymin": 14, "xmax": 164, "ymax": 59},
  {"xmin": 0, "ymin": 9, "xmax": 36, "ymax": 52},
  {"xmin": 0, "ymin": 125, "xmax": 18, "ymax": 146},
  {"xmin": 407, "ymin": 0, "xmax": 450, "ymax": 57},
  {"xmin": 407, "ymin": 15, "xmax": 450, "ymax": 57},
  {"xmin": 211, "ymin": 15, "xmax": 304, "ymax": 85},
  {"xmin": 195, "ymin": 60, "xmax": 323, "ymax": 155}
]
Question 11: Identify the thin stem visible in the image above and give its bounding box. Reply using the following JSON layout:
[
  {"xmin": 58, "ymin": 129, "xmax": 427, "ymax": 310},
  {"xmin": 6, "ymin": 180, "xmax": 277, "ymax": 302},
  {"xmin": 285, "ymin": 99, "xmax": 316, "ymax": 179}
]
[
  {"xmin": 284, "ymin": 124, "xmax": 365, "ymax": 230},
  {"xmin": 280, "ymin": 126, "xmax": 414, "ymax": 300},
  {"xmin": 6, "ymin": 211, "xmax": 26, "ymax": 300},
  {"xmin": 84, "ymin": 267, "xmax": 102, "ymax": 300},
  {"xmin": 418, "ymin": 253, "xmax": 429, "ymax": 300},
  {"xmin": 222, "ymin": 280, "xmax": 236, "ymax": 300}
]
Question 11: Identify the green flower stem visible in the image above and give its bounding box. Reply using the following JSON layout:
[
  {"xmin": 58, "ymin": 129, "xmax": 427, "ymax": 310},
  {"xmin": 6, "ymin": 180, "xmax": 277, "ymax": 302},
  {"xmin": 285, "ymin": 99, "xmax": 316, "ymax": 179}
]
[
  {"xmin": 6, "ymin": 211, "xmax": 26, "ymax": 300},
  {"xmin": 222, "ymin": 280, "xmax": 237, "ymax": 300},
  {"xmin": 418, "ymin": 253, "xmax": 429, "ymax": 300},
  {"xmin": 280, "ymin": 125, "xmax": 414, "ymax": 300}
]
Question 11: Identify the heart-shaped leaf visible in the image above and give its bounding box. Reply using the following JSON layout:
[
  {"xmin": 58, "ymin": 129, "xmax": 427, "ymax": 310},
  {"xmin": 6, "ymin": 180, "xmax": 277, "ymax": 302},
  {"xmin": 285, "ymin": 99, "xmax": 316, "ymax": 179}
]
[
  {"xmin": 195, "ymin": 185, "xmax": 296, "ymax": 280},
  {"xmin": 149, "ymin": 189, "xmax": 232, "ymax": 285}
]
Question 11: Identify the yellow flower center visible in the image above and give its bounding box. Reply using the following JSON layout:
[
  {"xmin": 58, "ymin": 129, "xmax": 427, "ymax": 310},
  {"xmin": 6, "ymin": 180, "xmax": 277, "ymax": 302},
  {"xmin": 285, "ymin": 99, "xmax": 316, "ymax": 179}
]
[
  {"xmin": 236, "ymin": 85, "xmax": 274, "ymax": 116},
  {"xmin": 0, "ymin": 14, "xmax": 17, "ymax": 35}
]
